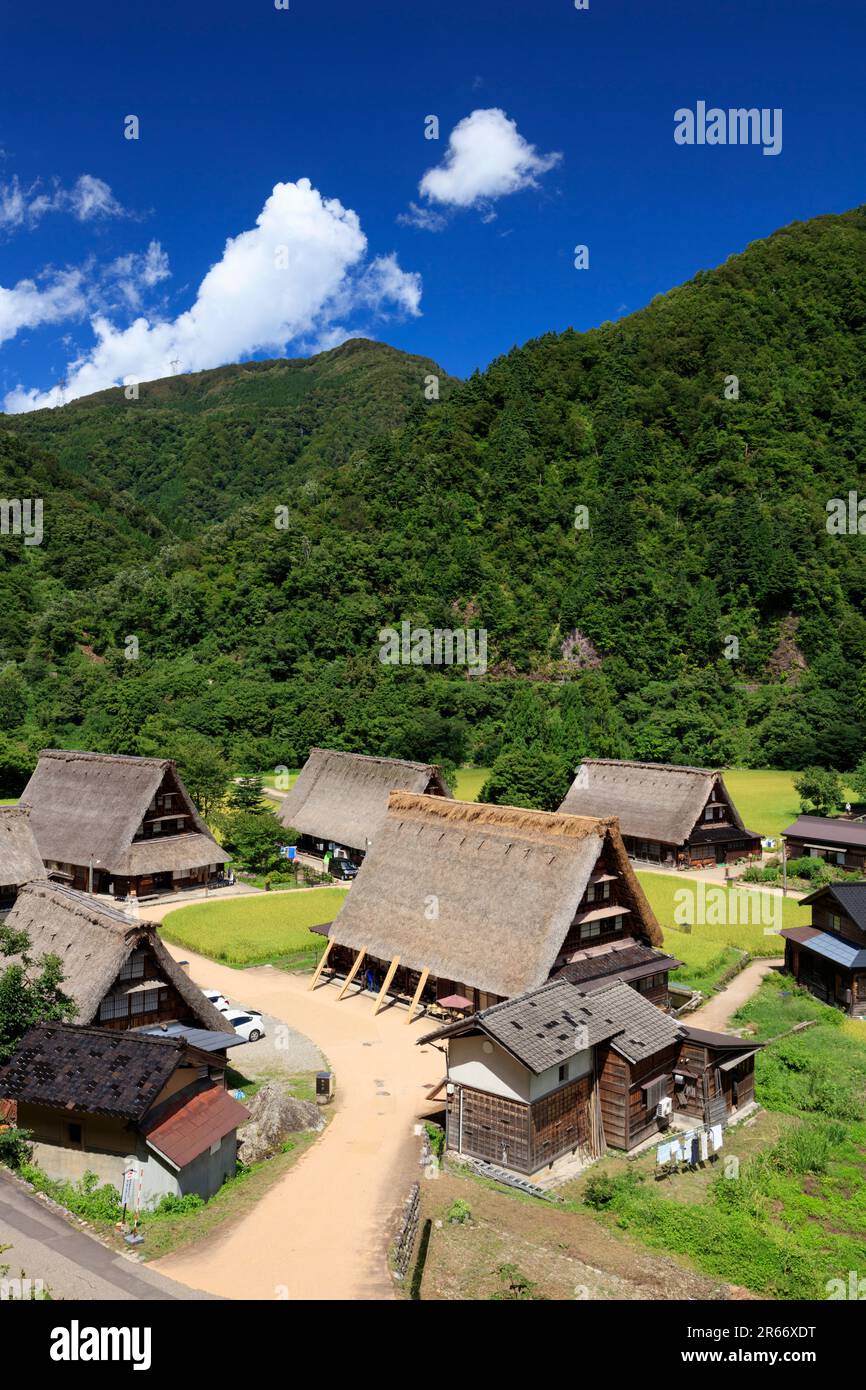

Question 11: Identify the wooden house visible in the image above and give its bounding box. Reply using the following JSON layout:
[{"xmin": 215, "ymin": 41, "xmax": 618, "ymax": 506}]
[
  {"xmin": 314, "ymin": 793, "xmax": 680, "ymax": 1014},
  {"xmin": 672, "ymin": 1026, "xmax": 760, "ymax": 1123},
  {"xmin": 0, "ymin": 807, "xmax": 44, "ymax": 909},
  {"xmin": 782, "ymin": 815, "xmax": 866, "ymax": 874},
  {"xmin": 4, "ymin": 881, "xmax": 232, "ymax": 1035},
  {"xmin": 419, "ymin": 981, "xmax": 761, "ymax": 1175},
  {"xmin": 0, "ymin": 1023, "xmax": 249, "ymax": 1205},
  {"xmin": 277, "ymin": 747, "xmax": 451, "ymax": 862},
  {"xmin": 19, "ymin": 749, "xmax": 228, "ymax": 899},
  {"xmin": 780, "ymin": 882, "xmax": 866, "ymax": 1017},
  {"xmin": 559, "ymin": 759, "xmax": 762, "ymax": 868}
]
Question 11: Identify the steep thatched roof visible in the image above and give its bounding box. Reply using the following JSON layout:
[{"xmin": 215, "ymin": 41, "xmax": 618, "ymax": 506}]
[
  {"xmin": 278, "ymin": 747, "xmax": 451, "ymax": 851},
  {"xmin": 327, "ymin": 793, "xmax": 661, "ymax": 998},
  {"xmin": 0, "ymin": 807, "xmax": 44, "ymax": 888},
  {"xmin": 4, "ymin": 881, "xmax": 228, "ymax": 1031},
  {"xmin": 19, "ymin": 749, "xmax": 226, "ymax": 874},
  {"xmin": 558, "ymin": 759, "xmax": 749, "ymax": 846}
]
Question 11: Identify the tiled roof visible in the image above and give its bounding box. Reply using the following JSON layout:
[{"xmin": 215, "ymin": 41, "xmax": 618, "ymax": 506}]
[
  {"xmin": 587, "ymin": 981, "xmax": 681, "ymax": 1063},
  {"xmin": 143, "ymin": 1085, "xmax": 249, "ymax": 1168},
  {"xmin": 0, "ymin": 1023, "xmax": 187, "ymax": 1120},
  {"xmin": 800, "ymin": 881, "xmax": 866, "ymax": 934},
  {"xmin": 781, "ymin": 928, "xmax": 866, "ymax": 969},
  {"xmin": 556, "ymin": 941, "xmax": 678, "ymax": 986}
]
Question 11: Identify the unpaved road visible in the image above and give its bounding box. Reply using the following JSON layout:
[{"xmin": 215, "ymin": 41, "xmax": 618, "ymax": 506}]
[
  {"xmin": 152, "ymin": 947, "xmax": 442, "ymax": 1300},
  {"xmin": 690, "ymin": 957, "xmax": 784, "ymax": 1031}
]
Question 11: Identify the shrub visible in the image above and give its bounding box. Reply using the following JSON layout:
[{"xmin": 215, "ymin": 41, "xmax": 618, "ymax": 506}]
[
  {"xmin": 447, "ymin": 1198, "xmax": 471, "ymax": 1224},
  {"xmin": 148, "ymin": 1192, "xmax": 205, "ymax": 1217},
  {"xmin": 424, "ymin": 1121, "xmax": 445, "ymax": 1159},
  {"xmin": 582, "ymin": 1171, "xmax": 642, "ymax": 1208},
  {"xmin": 0, "ymin": 1125, "xmax": 32, "ymax": 1169}
]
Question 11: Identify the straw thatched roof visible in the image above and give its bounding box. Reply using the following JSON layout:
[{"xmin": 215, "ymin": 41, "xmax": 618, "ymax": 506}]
[
  {"xmin": 4, "ymin": 881, "xmax": 228, "ymax": 1031},
  {"xmin": 558, "ymin": 759, "xmax": 749, "ymax": 846},
  {"xmin": 278, "ymin": 747, "xmax": 451, "ymax": 851},
  {"xmin": 0, "ymin": 807, "xmax": 44, "ymax": 888},
  {"xmin": 327, "ymin": 793, "xmax": 662, "ymax": 998},
  {"xmin": 19, "ymin": 749, "xmax": 226, "ymax": 875}
]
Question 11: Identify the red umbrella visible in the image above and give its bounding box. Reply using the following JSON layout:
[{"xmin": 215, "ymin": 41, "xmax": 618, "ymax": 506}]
[{"xmin": 438, "ymin": 994, "xmax": 473, "ymax": 1011}]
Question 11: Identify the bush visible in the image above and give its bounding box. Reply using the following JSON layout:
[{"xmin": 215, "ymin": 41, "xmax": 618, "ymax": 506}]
[
  {"xmin": 0, "ymin": 1125, "xmax": 32, "ymax": 1169},
  {"xmin": 148, "ymin": 1192, "xmax": 205, "ymax": 1217},
  {"xmin": 582, "ymin": 1171, "xmax": 642, "ymax": 1208},
  {"xmin": 424, "ymin": 1121, "xmax": 445, "ymax": 1159},
  {"xmin": 447, "ymin": 1198, "xmax": 471, "ymax": 1224}
]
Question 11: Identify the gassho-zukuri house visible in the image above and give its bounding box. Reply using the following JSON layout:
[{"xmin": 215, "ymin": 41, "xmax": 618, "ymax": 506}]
[
  {"xmin": 559, "ymin": 759, "xmax": 762, "ymax": 869},
  {"xmin": 278, "ymin": 747, "xmax": 451, "ymax": 862},
  {"xmin": 0, "ymin": 806, "xmax": 45, "ymax": 909},
  {"xmin": 5, "ymin": 880, "xmax": 234, "ymax": 1037},
  {"xmin": 418, "ymin": 979, "xmax": 761, "ymax": 1174},
  {"xmin": 0, "ymin": 1023, "xmax": 249, "ymax": 1205},
  {"xmin": 311, "ymin": 793, "xmax": 681, "ymax": 1016},
  {"xmin": 19, "ymin": 749, "xmax": 229, "ymax": 898}
]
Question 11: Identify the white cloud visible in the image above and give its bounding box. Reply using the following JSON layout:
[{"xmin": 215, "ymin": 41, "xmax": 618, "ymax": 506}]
[
  {"xmin": 3, "ymin": 179, "xmax": 421, "ymax": 411},
  {"xmin": 412, "ymin": 108, "xmax": 560, "ymax": 224},
  {"xmin": 104, "ymin": 240, "xmax": 171, "ymax": 308},
  {"xmin": 397, "ymin": 201, "xmax": 448, "ymax": 232},
  {"xmin": 0, "ymin": 269, "xmax": 85, "ymax": 346},
  {"xmin": 0, "ymin": 173, "xmax": 126, "ymax": 230}
]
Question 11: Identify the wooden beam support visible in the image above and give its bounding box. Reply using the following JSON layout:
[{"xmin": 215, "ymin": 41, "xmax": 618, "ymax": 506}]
[
  {"xmin": 308, "ymin": 938, "xmax": 334, "ymax": 990},
  {"xmin": 338, "ymin": 948, "xmax": 366, "ymax": 999},
  {"xmin": 405, "ymin": 967, "xmax": 430, "ymax": 1024},
  {"xmin": 373, "ymin": 956, "xmax": 401, "ymax": 1015}
]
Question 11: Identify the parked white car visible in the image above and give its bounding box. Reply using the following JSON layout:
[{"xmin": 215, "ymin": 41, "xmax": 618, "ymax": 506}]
[
  {"xmin": 224, "ymin": 1008, "xmax": 265, "ymax": 1042},
  {"xmin": 203, "ymin": 988, "xmax": 230, "ymax": 1014}
]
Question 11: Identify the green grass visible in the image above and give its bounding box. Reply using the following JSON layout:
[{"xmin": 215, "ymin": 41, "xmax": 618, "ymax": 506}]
[
  {"xmin": 637, "ymin": 870, "xmax": 809, "ymax": 992},
  {"xmin": 452, "ymin": 767, "xmax": 490, "ymax": 801},
  {"xmin": 722, "ymin": 767, "xmax": 859, "ymax": 842},
  {"xmin": 160, "ymin": 887, "xmax": 348, "ymax": 966}
]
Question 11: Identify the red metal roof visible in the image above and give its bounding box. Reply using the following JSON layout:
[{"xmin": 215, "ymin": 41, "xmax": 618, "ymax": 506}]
[{"xmin": 143, "ymin": 1085, "xmax": 249, "ymax": 1169}]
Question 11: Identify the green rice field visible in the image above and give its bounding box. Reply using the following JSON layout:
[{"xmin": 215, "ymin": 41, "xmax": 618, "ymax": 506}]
[{"xmin": 160, "ymin": 886, "xmax": 348, "ymax": 967}]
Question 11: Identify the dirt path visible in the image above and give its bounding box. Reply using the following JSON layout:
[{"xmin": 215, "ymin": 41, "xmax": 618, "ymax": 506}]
[
  {"xmin": 151, "ymin": 946, "xmax": 441, "ymax": 1300},
  {"xmin": 690, "ymin": 957, "xmax": 784, "ymax": 1031}
]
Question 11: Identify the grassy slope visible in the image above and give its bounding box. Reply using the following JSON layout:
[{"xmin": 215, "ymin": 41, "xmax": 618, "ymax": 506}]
[{"xmin": 159, "ymin": 887, "xmax": 348, "ymax": 966}]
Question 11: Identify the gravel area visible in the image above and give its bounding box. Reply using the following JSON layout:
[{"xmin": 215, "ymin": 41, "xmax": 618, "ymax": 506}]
[{"xmin": 199, "ymin": 972, "xmax": 325, "ymax": 1078}]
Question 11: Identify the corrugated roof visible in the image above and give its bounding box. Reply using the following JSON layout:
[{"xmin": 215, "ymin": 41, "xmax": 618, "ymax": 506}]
[
  {"xmin": 781, "ymin": 929, "xmax": 866, "ymax": 969},
  {"xmin": 143, "ymin": 1084, "xmax": 249, "ymax": 1168}
]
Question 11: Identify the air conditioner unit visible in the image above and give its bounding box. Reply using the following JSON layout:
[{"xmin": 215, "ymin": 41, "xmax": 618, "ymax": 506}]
[{"xmin": 656, "ymin": 1096, "xmax": 673, "ymax": 1118}]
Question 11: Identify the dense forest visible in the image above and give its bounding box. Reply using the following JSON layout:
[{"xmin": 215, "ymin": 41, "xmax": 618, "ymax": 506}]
[{"xmin": 1, "ymin": 207, "xmax": 865, "ymax": 796}]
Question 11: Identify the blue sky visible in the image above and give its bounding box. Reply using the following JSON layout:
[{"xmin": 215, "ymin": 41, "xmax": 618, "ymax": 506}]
[{"xmin": 1, "ymin": 0, "xmax": 864, "ymax": 408}]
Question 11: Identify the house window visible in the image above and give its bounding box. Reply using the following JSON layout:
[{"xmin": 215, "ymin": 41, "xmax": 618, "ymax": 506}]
[
  {"xmin": 580, "ymin": 921, "xmax": 601, "ymax": 941},
  {"xmin": 119, "ymin": 951, "xmax": 146, "ymax": 982},
  {"xmin": 558, "ymin": 1063, "xmax": 569, "ymax": 1084},
  {"xmin": 99, "ymin": 994, "xmax": 128, "ymax": 1021},
  {"xmin": 130, "ymin": 988, "xmax": 160, "ymax": 1016},
  {"xmin": 829, "ymin": 914, "xmax": 842, "ymax": 934}
]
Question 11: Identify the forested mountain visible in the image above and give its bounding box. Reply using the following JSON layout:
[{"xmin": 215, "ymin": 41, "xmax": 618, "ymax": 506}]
[
  {"xmin": 1, "ymin": 206, "xmax": 865, "ymax": 794},
  {"xmin": 3, "ymin": 338, "xmax": 455, "ymax": 532}
]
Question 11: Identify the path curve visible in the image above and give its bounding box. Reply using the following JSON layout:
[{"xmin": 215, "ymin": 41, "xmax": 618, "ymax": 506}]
[
  {"xmin": 151, "ymin": 945, "xmax": 440, "ymax": 1301},
  {"xmin": 689, "ymin": 957, "xmax": 784, "ymax": 1032}
]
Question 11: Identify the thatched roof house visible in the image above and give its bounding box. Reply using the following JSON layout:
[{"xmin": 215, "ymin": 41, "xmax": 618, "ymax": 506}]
[
  {"xmin": 5, "ymin": 880, "xmax": 229, "ymax": 1034},
  {"xmin": 278, "ymin": 747, "xmax": 451, "ymax": 858},
  {"xmin": 20, "ymin": 750, "xmax": 228, "ymax": 897},
  {"xmin": 320, "ymin": 793, "xmax": 671, "ymax": 1012},
  {"xmin": 0, "ymin": 807, "xmax": 44, "ymax": 904},
  {"xmin": 558, "ymin": 760, "xmax": 761, "ymax": 868}
]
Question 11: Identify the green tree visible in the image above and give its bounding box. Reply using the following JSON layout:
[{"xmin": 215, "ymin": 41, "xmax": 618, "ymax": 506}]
[
  {"xmin": 222, "ymin": 805, "xmax": 286, "ymax": 874},
  {"xmin": 0, "ymin": 925, "xmax": 75, "ymax": 1062},
  {"xmin": 226, "ymin": 774, "xmax": 265, "ymax": 812},
  {"xmin": 480, "ymin": 748, "xmax": 571, "ymax": 811},
  {"xmin": 793, "ymin": 767, "xmax": 843, "ymax": 817},
  {"xmin": 171, "ymin": 735, "xmax": 231, "ymax": 821}
]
